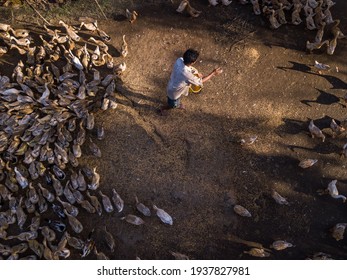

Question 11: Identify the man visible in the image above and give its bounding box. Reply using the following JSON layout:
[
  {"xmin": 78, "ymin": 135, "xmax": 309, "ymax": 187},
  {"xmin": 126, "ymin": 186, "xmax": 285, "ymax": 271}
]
[{"xmin": 161, "ymin": 48, "xmax": 223, "ymax": 113}]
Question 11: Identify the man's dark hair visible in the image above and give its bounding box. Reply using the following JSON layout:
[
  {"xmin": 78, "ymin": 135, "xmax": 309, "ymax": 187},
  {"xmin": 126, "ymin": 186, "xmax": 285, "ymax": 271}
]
[{"xmin": 183, "ymin": 49, "xmax": 199, "ymax": 65}]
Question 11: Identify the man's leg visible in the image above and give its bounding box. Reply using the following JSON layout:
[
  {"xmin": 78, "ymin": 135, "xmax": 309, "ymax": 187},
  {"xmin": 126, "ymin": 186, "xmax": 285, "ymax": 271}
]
[{"xmin": 159, "ymin": 97, "xmax": 184, "ymax": 115}]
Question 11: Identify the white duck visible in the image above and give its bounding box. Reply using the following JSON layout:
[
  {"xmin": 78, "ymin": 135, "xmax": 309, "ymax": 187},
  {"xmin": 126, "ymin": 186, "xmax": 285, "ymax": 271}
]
[
  {"xmin": 308, "ymin": 0, "xmax": 318, "ymax": 8},
  {"xmin": 68, "ymin": 50, "xmax": 83, "ymax": 70},
  {"xmin": 208, "ymin": 0, "xmax": 219, "ymax": 5},
  {"xmin": 327, "ymin": 180, "xmax": 346, "ymax": 202},
  {"xmin": 0, "ymin": 22, "xmax": 11, "ymax": 32},
  {"xmin": 308, "ymin": 120, "xmax": 325, "ymax": 142},
  {"xmin": 306, "ymin": 13, "xmax": 317, "ymax": 30},
  {"xmin": 306, "ymin": 39, "xmax": 329, "ymax": 52},
  {"xmin": 251, "ymin": 0, "xmax": 261, "ymax": 15},
  {"xmin": 221, "ymin": 0, "xmax": 233, "ymax": 5},
  {"xmin": 314, "ymin": 21, "xmax": 326, "ymax": 43},
  {"xmin": 10, "ymin": 36, "xmax": 31, "ymax": 47},
  {"xmin": 269, "ymin": 9, "xmax": 281, "ymax": 29}
]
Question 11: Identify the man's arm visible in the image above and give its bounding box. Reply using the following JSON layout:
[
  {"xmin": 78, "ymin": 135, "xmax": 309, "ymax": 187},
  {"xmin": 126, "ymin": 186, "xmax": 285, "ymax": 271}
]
[{"xmin": 202, "ymin": 67, "xmax": 223, "ymax": 83}]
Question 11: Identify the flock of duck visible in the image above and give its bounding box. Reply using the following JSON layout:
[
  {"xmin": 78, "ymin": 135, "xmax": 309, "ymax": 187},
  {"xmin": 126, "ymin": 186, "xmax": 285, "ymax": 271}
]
[
  {"xmin": 176, "ymin": 0, "xmax": 345, "ymax": 55},
  {"xmin": 0, "ymin": 14, "xmax": 173, "ymax": 260}
]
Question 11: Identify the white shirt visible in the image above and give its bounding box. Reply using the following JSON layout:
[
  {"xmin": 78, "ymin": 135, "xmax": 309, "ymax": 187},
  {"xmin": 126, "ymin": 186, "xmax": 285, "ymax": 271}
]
[{"xmin": 166, "ymin": 58, "xmax": 203, "ymax": 100}]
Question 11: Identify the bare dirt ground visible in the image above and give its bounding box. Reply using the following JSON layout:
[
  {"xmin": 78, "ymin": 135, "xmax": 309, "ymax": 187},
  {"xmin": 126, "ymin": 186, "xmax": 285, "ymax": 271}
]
[{"xmin": 1, "ymin": 0, "xmax": 347, "ymax": 260}]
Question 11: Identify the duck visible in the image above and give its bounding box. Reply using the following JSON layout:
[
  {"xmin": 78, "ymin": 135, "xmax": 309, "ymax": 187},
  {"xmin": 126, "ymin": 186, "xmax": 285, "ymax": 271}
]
[
  {"xmin": 112, "ymin": 189, "xmax": 124, "ymax": 213},
  {"xmin": 99, "ymin": 190, "xmax": 114, "ymax": 213},
  {"xmin": 271, "ymin": 190, "xmax": 289, "ymax": 205},
  {"xmin": 86, "ymin": 191, "xmax": 102, "ymax": 216},
  {"xmin": 244, "ymin": 248, "xmax": 270, "ymax": 257},
  {"xmin": 65, "ymin": 232, "xmax": 85, "ymax": 250},
  {"xmin": 306, "ymin": 12, "xmax": 317, "ymax": 30},
  {"xmin": 279, "ymin": 0, "xmax": 292, "ymax": 10},
  {"xmin": 269, "ymin": 9, "xmax": 281, "ymax": 29},
  {"xmin": 113, "ymin": 62, "xmax": 126, "ymax": 75},
  {"xmin": 14, "ymin": 166, "xmax": 28, "ymax": 189},
  {"xmin": 94, "ymin": 247, "xmax": 109, "ymax": 260},
  {"xmin": 0, "ymin": 46, "xmax": 8, "ymax": 55},
  {"xmin": 43, "ymin": 24, "xmax": 58, "ymax": 37},
  {"xmin": 52, "ymin": 31, "xmax": 68, "ymax": 44},
  {"xmin": 40, "ymin": 226, "xmax": 56, "ymax": 242},
  {"xmin": 331, "ymin": 20, "xmax": 345, "ymax": 39},
  {"xmin": 291, "ymin": 7, "xmax": 302, "ymax": 25},
  {"xmin": 79, "ymin": 20, "xmax": 98, "ymax": 31},
  {"xmin": 77, "ymin": 169, "xmax": 87, "ymax": 191},
  {"xmin": 276, "ymin": 3, "xmax": 287, "ymax": 24},
  {"xmin": 135, "ymin": 195, "xmax": 151, "ymax": 216},
  {"xmin": 308, "ymin": 0, "xmax": 318, "ymax": 8},
  {"xmin": 327, "ymin": 31, "xmax": 339, "ymax": 55},
  {"xmin": 103, "ymin": 52, "xmax": 114, "ymax": 68},
  {"xmin": 63, "ymin": 181, "xmax": 76, "ymax": 204},
  {"xmin": 78, "ymin": 199, "xmax": 96, "ymax": 213},
  {"xmin": 331, "ymin": 223, "xmax": 347, "ymax": 241},
  {"xmin": 250, "ymin": 0, "xmax": 261, "ymax": 15},
  {"xmin": 121, "ymin": 214, "xmax": 145, "ymax": 225},
  {"xmin": 35, "ymin": 46, "xmax": 46, "ymax": 63},
  {"xmin": 91, "ymin": 45, "xmax": 100, "ymax": 61},
  {"xmin": 177, "ymin": 0, "xmax": 188, "ymax": 12},
  {"xmin": 39, "ymin": 35, "xmax": 54, "ymax": 52},
  {"xmin": 10, "ymin": 36, "xmax": 31, "ymax": 47},
  {"xmin": 81, "ymin": 44, "xmax": 90, "ymax": 70},
  {"xmin": 88, "ymin": 138, "xmax": 101, "ymax": 157},
  {"xmin": 308, "ymin": 120, "xmax": 325, "ymax": 141},
  {"xmin": 153, "ymin": 204, "xmax": 173, "ymax": 225},
  {"xmin": 208, "ymin": 0, "xmax": 219, "ymax": 6},
  {"xmin": 170, "ymin": 251, "xmax": 190, "ymax": 260},
  {"xmin": 323, "ymin": 4, "xmax": 333, "ymax": 24},
  {"xmin": 96, "ymin": 28, "xmax": 111, "ymax": 42},
  {"xmin": 103, "ymin": 226, "xmax": 115, "ymax": 252},
  {"xmin": 221, "ymin": 0, "xmax": 232, "ymax": 5},
  {"xmin": 64, "ymin": 209, "xmax": 83, "ymax": 234},
  {"xmin": 121, "ymin": 35, "xmax": 128, "ymax": 58},
  {"xmin": 125, "ymin": 8, "xmax": 138, "ymax": 23},
  {"xmin": 97, "ymin": 125, "xmax": 105, "ymax": 140},
  {"xmin": 9, "ymin": 27, "xmax": 30, "ymax": 38},
  {"xmin": 306, "ymin": 39, "xmax": 329, "ymax": 52},
  {"xmin": 326, "ymin": 180, "xmax": 346, "ymax": 202},
  {"xmin": 59, "ymin": 20, "xmax": 80, "ymax": 41},
  {"xmin": 313, "ymin": 3, "xmax": 325, "ymax": 27},
  {"xmin": 186, "ymin": 1, "xmax": 202, "ymax": 17},
  {"xmin": 28, "ymin": 239, "xmax": 44, "ymax": 258},
  {"xmin": 0, "ymin": 23, "xmax": 11, "ymax": 32},
  {"xmin": 27, "ymin": 183, "xmax": 39, "ymax": 204},
  {"xmin": 9, "ymin": 44, "xmax": 26, "ymax": 55},
  {"xmin": 88, "ymin": 37, "xmax": 108, "ymax": 52},
  {"xmin": 87, "ymin": 167, "xmax": 100, "ymax": 190},
  {"xmin": 298, "ymin": 159, "xmax": 318, "ymax": 168},
  {"xmin": 314, "ymin": 21, "xmax": 326, "ymax": 43},
  {"xmin": 37, "ymin": 183, "xmax": 55, "ymax": 203},
  {"xmin": 15, "ymin": 197, "xmax": 27, "ymax": 229},
  {"xmin": 270, "ymin": 240, "xmax": 294, "ymax": 250},
  {"xmin": 233, "ymin": 204, "xmax": 252, "ymax": 217},
  {"xmin": 51, "ymin": 172, "xmax": 64, "ymax": 196},
  {"xmin": 330, "ymin": 119, "xmax": 345, "ymax": 137},
  {"xmin": 304, "ymin": 0, "xmax": 314, "ymax": 16},
  {"xmin": 57, "ymin": 197, "xmax": 79, "ymax": 216}
]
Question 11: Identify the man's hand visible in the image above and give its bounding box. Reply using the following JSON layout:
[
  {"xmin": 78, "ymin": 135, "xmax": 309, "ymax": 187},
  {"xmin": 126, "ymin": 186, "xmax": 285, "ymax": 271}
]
[{"xmin": 213, "ymin": 67, "xmax": 223, "ymax": 75}]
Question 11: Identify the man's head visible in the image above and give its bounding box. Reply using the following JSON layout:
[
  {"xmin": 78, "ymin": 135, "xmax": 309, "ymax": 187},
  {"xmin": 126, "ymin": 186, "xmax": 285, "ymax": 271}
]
[{"xmin": 183, "ymin": 49, "xmax": 199, "ymax": 65}]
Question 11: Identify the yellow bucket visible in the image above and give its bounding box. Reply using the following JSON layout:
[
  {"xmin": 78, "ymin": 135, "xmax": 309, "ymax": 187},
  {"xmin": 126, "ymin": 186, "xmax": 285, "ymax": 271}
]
[{"xmin": 189, "ymin": 66, "xmax": 202, "ymax": 94}]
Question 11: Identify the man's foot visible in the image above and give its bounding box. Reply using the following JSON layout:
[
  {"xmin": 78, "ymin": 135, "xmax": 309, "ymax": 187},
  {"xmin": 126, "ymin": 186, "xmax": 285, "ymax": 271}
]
[{"xmin": 178, "ymin": 103, "xmax": 186, "ymax": 110}]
